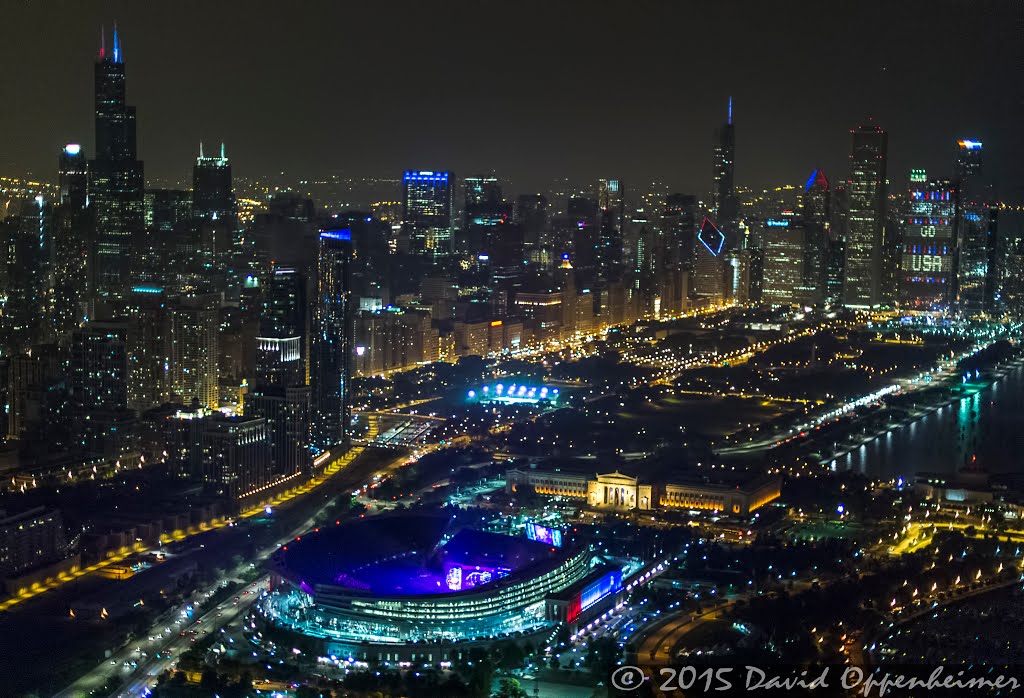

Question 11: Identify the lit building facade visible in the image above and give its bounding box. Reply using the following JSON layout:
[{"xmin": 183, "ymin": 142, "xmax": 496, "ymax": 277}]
[
  {"xmin": 899, "ymin": 176, "xmax": 955, "ymax": 309},
  {"xmin": 69, "ymin": 321, "xmax": 135, "ymax": 458},
  {"xmin": 168, "ymin": 294, "xmax": 220, "ymax": 409},
  {"xmin": 200, "ymin": 415, "xmax": 272, "ymax": 499},
  {"xmin": 761, "ymin": 218, "xmax": 805, "ymax": 306},
  {"xmin": 353, "ymin": 307, "xmax": 438, "ymax": 375},
  {"xmin": 506, "ymin": 468, "xmax": 780, "ymax": 517},
  {"xmin": 692, "ymin": 217, "xmax": 726, "ymax": 303},
  {"xmin": 0, "ymin": 507, "xmax": 69, "ymax": 580}
]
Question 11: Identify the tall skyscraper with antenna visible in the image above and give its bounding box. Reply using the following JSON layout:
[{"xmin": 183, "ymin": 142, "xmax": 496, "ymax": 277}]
[
  {"xmin": 89, "ymin": 23, "xmax": 145, "ymax": 299},
  {"xmin": 712, "ymin": 97, "xmax": 738, "ymax": 249}
]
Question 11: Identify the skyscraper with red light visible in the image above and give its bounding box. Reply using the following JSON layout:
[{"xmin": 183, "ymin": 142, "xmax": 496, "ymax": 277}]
[{"xmin": 89, "ymin": 23, "xmax": 145, "ymax": 299}]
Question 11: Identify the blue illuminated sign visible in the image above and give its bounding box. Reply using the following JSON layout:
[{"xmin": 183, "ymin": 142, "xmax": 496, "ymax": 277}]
[
  {"xmin": 320, "ymin": 229, "xmax": 351, "ymax": 241},
  {"xmin": 403, "ymin": 170, "xmax": 450, "ymax": 182},
  {"xmin": 765, "ymin": 219, "xmax": 790, "ymax": 227}
]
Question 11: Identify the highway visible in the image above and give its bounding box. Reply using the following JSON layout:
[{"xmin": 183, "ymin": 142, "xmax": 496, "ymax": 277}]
[{"xmin": 53, "ymin": 445, "xmax": 413, "ymax": 698}]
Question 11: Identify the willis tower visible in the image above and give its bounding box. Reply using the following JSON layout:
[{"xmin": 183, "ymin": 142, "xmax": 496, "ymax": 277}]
[{"xmin": 90, "ymin": 24, "xmax": 144, "ymax": 298}]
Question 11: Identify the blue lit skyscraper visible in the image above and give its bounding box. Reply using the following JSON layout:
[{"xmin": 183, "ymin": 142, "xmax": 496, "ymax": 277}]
[
  {"xmin": 312, "ymin": 228, "xmax": 352, "ymax": 453},
  {"xmin": 402, "ymin": 170, "xmax": 454, "ymax": 259}
]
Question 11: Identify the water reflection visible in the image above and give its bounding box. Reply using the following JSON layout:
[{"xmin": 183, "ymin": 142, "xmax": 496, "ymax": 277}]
[{"xmin": 839, "ymin": 364, "xmax": 1024, "ymax": 481}]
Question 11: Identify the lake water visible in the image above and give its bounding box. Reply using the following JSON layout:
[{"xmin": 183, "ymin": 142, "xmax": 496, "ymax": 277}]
[{"xmin": 834, "ymin": 362, "xmax": 1024, "ymax": 481}]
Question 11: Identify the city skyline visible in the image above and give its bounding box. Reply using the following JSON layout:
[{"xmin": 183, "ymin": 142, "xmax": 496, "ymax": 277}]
[
  {"xmin": 2, "ymin": 5, "xmax": 1024, "ymax": 696},
  {"xmin": 0, "ymin": 1, "xmax": 1020, "ymax": 198}
]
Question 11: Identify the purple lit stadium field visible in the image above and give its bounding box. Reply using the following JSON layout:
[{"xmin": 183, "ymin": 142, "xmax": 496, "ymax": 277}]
[{"xmin": 270, "ymin": 513, "xmax": 569, "ymax": 598}]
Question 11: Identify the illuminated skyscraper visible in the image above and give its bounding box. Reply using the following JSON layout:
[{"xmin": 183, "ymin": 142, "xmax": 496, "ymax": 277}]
[
  {"xmin": 843, "ymin": 122, "xmax": 887, "ymax": 308},
  {"xmin": 761, "ymin": 218, "xmax": 804, "ymax": 306},
  {"xmin": 69, "ymin": 320, "xmax": 135, "ymax": 458},
  {"xmin": 402, "ymin": 171, "xmax": 454, "ymax": 259},
  {"xmin": 247, "ymin": 266, "xmax": 311, "ymax": 478},
  {"xmin": 953, "ymin": 139, "xmax": 998, "ymax": 315},
  {"xmin": 659, "ymin": 194, "xmax": 698, "ymax": 315},
  {"xmin": 692, "ymin": 217, "xmax": 726, "ymax": 303},
  {"xmin": 311, "ymin": 228, "xmax": 352, "ymax": 453},
  {"xmin": 59, "ymin": 144, "xmax": 88, "ymax": 209},
  {"xmin": 3, "ymin": 197, "xmax": 54, "ymax": 352},
  {"xmin": 192, "ymin": 142, "xmax": 235, "ymax": 225},
  {"xmin": 123, "ymin": 284, "xmax": 171, "ymax": 411},
  {"xmin": 801, "ymin": 169, "xmax": 830, "ymax": 303},
  {"xmin": 189, "ymin": 143, "xmax": 236, "ymax": 284},
  {"xmin": 597, "ymin": 178, "xmax": 625, "ymax": 281},
  {"xmin": 954, "ymin": 139, "xmax": 984, "ymax": 199},
  {"xmin": 712, "ymin": 98, "xmax": 738, "ymax": 248},
  {"xmin": 89, "ymin": 24, "xmax": 145, "ymax": 298},
  {"xmin": 256, "ymin": 267, "xmax": 308, "ymax": 387},
  {"xmin": 168, "ymin": 294, "xmax": 220, "ymax": 409},
  {"xmin": 899, "ymin": 175, "xmax": 955, "ymax": 309},
  {"xmin": 462, "ymin": 176, "xmax": 510, "ymax": 258},
  {"xmin": 200, "ymin": 415, "xmax": 272, "ymax": 499}
]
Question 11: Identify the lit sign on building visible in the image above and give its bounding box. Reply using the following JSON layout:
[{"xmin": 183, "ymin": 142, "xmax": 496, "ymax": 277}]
[
  {"xmin": 403, "ymin": 170, "xmax": 450, "ymax": 182},
  {"xmin": 958, "ymin": 139, "xmax": 983, "ymax": 151},
  {"xmin": 467, "ymin": 383, "xmax": 559, "ymax": 405},
  {"xmin": 567, "ymin": 569, "xmax": 623, "ymax": 623},
  {"xmin": 525, "ymin": 523, "xmax": 563, "ymax": 547},
  {"xmin": 765, "ymin": 219, "xmax": 790, "ymax": 227},
  {"xmin": 320, "ymin": 228, "xmax": 351, "ymax": 241},
  {"xmin": 697, "ymin": 218, "xmax": 726, "ymax": 256},
  {"xmin": 444, "ymin": 563, "xmax": 507, "ymax": 591}
]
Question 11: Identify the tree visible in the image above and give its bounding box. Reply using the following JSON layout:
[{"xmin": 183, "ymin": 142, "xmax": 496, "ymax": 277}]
[
  {"xmin": 496, "ymin": 640, "xmax": 525, "ymax": 671},
  {"xmin": 494, "ymin": 677, "xmax": 529, "ymax": 698},
  {"xmin": 584, "ymin": 636, "xmax": 620, "ymax": 677},
  {"xmin": 464, "ymin": 647, "xmax": 495, "ymax": 698},
  {"xmin": 200, "ymin": 668, "xmax": 220, "ymax": 690}
]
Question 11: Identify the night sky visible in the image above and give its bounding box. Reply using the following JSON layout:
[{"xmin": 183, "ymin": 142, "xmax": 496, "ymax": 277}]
[{"xmin": 2, "ymin": 0, "xmax": 1022, "ymax": 198}]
